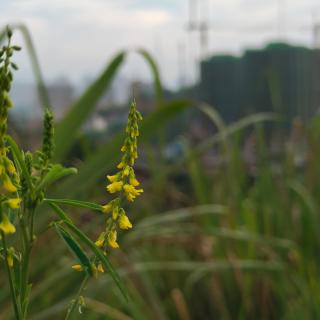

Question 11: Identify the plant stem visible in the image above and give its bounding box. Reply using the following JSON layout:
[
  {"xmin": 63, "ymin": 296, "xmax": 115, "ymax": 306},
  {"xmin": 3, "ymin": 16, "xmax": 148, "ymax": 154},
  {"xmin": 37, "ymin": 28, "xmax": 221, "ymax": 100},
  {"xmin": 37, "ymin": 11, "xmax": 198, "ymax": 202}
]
[
  {"xmin": 65, "ymin": 275, "xmax": 89, "ymax": 320},
  {"xmin": 1, "ymin": 231, "xmax": 22, "ymax": 319},
  {"xmin": 20, "ymin": 206, "xmax": 36, "ymax": 319}
]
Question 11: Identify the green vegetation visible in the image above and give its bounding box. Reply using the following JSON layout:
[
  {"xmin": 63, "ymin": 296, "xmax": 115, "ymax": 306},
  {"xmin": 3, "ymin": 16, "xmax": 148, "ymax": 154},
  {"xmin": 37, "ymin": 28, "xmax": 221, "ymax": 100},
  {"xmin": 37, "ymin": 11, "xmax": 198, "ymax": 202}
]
[{"xmin": 1, "ymin": 24, "xmax": 320, "ymax": 320}]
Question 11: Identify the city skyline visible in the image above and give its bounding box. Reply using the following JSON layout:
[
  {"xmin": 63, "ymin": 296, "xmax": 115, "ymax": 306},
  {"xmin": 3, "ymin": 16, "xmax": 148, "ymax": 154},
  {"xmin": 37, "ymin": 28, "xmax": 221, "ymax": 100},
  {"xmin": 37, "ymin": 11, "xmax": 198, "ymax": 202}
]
[{"xmin": 1, "ymin": 0, "xmax": 319, "ymax": 89}]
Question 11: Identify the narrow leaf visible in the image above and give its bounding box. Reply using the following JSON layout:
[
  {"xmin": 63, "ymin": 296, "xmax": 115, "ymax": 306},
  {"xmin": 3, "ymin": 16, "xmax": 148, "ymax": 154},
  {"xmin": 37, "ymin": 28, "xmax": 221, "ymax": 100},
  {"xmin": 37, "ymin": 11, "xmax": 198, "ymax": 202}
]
[
  {"xmin": 137, "ymin": 49, "xmax": 163, "ymax": 103},
  {"xmin": 36, "ymin": 164, "xmax": 77, "ymax": 191},
  {"xmin": 54, "ymin": 223, "xmax": 93, "ymax": 276},
  {"xmin": 49, "ymin": 203, "xmax": 128, "ymax": 300},
  {"xmin": 44, "ymin": 198, "xmax": 102, "ymax": 212},
  {"xmin": 54, "ymin": 52, "xmax": 126, "ymax": 161},
  {"xmin": 64, "ymin": 220, "xmax": 128, "ymax": 301}
]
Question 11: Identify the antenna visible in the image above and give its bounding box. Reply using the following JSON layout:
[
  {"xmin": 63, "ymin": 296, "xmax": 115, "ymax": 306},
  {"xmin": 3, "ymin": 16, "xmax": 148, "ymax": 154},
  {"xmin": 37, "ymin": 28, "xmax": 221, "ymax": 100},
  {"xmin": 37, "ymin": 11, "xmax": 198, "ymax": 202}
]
[
  {"xmin": 187, "ymin": 0, "xmax": 209, "ymax": 60},
  {"xmin": 178, "ymin": 42, "xmax": 187, "ymax": 88},
  {"xmin": 311, "ymin": 11, "xmax": 320, "ymax": 48},
  {"xmin": 313, "ymin": 23, "xmax": 320, "ymax": 48}
]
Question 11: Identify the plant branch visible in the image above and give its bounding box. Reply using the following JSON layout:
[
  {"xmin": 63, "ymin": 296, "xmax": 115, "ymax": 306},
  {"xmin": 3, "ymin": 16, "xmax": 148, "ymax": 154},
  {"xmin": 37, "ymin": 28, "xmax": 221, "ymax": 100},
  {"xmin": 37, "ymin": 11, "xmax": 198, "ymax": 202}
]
[
  {"xmin": 65, "ymin": 275, "xmax": 89, "ymax": 320},
  {"xmin": 1, "ymin": 231, "xmax": 22, "ymax": 319}
]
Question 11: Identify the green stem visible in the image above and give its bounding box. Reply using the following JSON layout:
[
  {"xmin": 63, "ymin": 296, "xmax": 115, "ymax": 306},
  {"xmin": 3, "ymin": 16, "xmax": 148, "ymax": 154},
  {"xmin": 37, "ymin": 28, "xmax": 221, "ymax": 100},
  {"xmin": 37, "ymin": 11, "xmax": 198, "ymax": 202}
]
[
  {"xmin": 20, "ymin": 245, "xmax": 31, "ymax": 318},
  {"xmin": 65, "ymin": 275, "xmax": 89, "ymax": 320},
  {"xmin": 1, "ymin": 231, "xmax": 22, "ymax": 319},
  {"xmin": 20, "ymin": 206, "xmax": 35, "ymax": 319}
]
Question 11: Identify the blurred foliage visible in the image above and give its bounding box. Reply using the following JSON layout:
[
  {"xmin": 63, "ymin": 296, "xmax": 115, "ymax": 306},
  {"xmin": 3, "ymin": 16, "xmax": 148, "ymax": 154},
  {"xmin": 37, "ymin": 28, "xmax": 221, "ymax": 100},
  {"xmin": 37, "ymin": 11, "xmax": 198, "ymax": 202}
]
[{"xmin": 1, "ymin": 24, "xmax": 320, "ymax": 320}]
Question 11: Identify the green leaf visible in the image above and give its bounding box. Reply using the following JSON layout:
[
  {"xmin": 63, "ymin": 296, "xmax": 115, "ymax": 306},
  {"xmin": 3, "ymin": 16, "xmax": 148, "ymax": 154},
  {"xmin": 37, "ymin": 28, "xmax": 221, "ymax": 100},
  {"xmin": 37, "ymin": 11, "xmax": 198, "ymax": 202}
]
[
  {"xmin": 44, "ymin": 198, "xmax": 102, "ymax": 212},
  {"xmin": 36, "ymin": 164, "xmax": 77, "ymax": 191},
  {"xmin": 53, "ymin": 52, "xmax": 126, "ymax": 161},
  {"xmin": 48, "ymin": 203, "xmax": 128, "ymax": 301},
  {"xmin": 65, "ymin": 220, "xmax": 129, "ymax": 301},
  {"xmin": 54, "ymin": 223, "xmax": 93, "ymax": 276},
  {"xmin": 137, "ymin": 49, "xmax": 163, "ymax": 104},
  {"xmin": 47, "ymin": 202, "xmax": 73, "ymax": 224}
]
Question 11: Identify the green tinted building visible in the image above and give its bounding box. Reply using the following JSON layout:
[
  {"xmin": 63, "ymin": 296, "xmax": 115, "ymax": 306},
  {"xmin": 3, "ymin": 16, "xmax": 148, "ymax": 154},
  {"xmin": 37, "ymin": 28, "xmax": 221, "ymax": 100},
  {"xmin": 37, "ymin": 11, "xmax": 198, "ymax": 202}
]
[{"xmin": 199, "ymin": 43, "xmax": 320, "ymax": 122}]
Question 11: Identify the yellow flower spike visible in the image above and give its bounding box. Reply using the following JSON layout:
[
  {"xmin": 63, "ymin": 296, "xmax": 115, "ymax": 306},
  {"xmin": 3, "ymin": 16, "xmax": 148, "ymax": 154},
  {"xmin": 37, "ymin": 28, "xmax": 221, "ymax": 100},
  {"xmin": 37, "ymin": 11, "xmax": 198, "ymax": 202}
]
[
  {"xmin": 108, "ymin": 229, "xmax": 119, "ymax": 249},
  {"xmin": 106, "ymin": 181, "xmax": 123, "ymax": 194},
  {"xmin": 100, "ymin": 101, "xmax": 142, "ymax": 251},
  {"xmin": 119, "ymin": 214, "xmax": 132, "ymax": 230},
  {"xmin": 0, "ymin": 164, "xmax": 4, "ymax": 175},
  {"xmin": 71, "ymin": 264, "xmax": 83, "ymax": 272},
  {"xmin": 106, "ymin": 174, "xmax": 118, "ymax": 183},
  {"xmin": 3, "ymin": 175, "xmax": 17, "ymax": 193},
  {"xmin": 6, "ymin": 198, "xmax": 22, "ymax": 209},
  {"xmin": 0, "ymin": 214, "xmax": 16, "ymax": 234}
]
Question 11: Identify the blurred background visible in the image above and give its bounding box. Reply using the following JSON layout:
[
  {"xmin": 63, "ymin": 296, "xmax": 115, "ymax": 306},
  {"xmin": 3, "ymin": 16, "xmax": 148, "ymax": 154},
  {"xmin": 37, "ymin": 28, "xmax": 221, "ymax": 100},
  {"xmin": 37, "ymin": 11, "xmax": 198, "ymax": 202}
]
[{"xmin": 1, "ymin": 0, "xmax": 320, "ymax": 319}]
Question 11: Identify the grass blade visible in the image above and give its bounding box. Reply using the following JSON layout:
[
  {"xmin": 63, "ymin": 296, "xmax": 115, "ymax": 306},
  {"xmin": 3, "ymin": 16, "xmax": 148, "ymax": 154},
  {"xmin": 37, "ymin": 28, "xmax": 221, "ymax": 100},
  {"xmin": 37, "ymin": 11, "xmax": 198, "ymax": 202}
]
[
  {"xmin": 44, "ymin": 198, "xmax": 102, "ymax": 212},
  {"xmin": 48, "ymin": 203, "xmax": 128, "ymax": 301},
  {"xmin": 54, "ymin": 223, "xmax": 93, "ymax": 276},
  {"xmin": 53, "ymin": 52, "xmax": 126, "ymax": 161}
]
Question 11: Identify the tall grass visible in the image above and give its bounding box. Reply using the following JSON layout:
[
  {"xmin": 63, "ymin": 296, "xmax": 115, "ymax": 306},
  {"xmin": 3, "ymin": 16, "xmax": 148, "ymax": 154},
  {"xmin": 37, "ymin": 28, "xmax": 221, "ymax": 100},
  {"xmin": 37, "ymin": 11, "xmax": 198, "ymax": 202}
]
[{"xmin": 1, "ymin": 24, "xmax": 319, "ymax": 320}]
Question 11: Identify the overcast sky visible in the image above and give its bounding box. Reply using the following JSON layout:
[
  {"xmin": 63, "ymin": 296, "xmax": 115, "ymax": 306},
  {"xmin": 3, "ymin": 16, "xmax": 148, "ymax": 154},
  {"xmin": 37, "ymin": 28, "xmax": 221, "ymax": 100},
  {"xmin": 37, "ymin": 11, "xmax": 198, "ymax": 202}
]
[{"xmin": 1, "ymin": 0, "xmax": 319, "ymax": 89}]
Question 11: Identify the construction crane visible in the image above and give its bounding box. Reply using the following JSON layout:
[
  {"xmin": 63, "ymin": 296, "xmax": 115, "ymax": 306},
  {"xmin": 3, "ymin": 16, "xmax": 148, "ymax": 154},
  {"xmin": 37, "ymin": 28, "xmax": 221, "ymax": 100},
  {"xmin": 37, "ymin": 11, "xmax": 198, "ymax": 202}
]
[
  {"xmin": 186, "ymin": 0, "xmax": 288, "ymax": 59},
  {"xmin": 182, "ymin": 0, "xmax": 319, "ymax": 87},
  {"xmin": 314, "ymin": 23, "xmax": 320, "ymax": 48},
  {"xmin": 186, "ymin": 0, "xmax": 210, "ymax": 60}
]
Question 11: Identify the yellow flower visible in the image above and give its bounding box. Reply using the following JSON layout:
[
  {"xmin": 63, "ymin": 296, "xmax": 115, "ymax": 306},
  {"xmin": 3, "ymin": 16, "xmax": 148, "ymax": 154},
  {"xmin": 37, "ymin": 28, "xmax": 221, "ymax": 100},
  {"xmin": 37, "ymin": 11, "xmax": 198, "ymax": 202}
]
[
  {"xmin": 123, "ymin": 184, "xmax": 143, "ymax": 201},
  {"xmin": 3, "ymin": 175, "xmax": 17, "ymax": 193},
  {"xmin": 126, "ymin": 193, "xmax": 135, "ymax": 202},
  {"xmin": 71, "ymin": 264, "xmax": 83, "ymax": 272},
  {"xmin": 0, "ymin": 214, "xmax": 16, "ymax": 234},
  {"xmin": 6, "ymin": 198, "xmax": 21, "ymax": 209},
  {"xmin": 123, "ymin": 166, "xmax": 130, "ymax": 176},
  {"xmin": 119, "ymin": 214, "xmax": 132, "ymax": 230},
  {"xmin": 120, "ymin": 145, "xmax": 127, "ymax": 152},
  {"xmin": 106, "ymin": 181, "xmax": 123, "ymax": 194},
  {"xmin": 107, "ymin": 174, "xmax": 118, "ymax": 183},
  {"xmin": 0, "ymin": 164, "xmax": 4, "ymax": 175},
  {"xmin": 102, "ymin": 203, "xmax": 112, "ymax": 214},
  {"xmin": 95, "ymin": 232, "xmax": 106, "ymax": 247},
  {"xmin": 95, "ymin": 238, "xmax": 104, "ymax": 247},
  {"xmin": 112, "ymin": 206, "xmax": 119, "ymax": 220},
  {"xmin": 97, "ymin": 264, "xmax": 104, "ymax": 273},
  {"xmin": 130, "ymin": 177, "xmax": 140, "ymax": 187},
  {"xmin": 117, "ymin": 161, "xmax": 125, "ymax": 169},
  {"xmin": 108, "ymin": 229, "xmax": 119, "ymax": 249},
  {"xmin": 5, "ymin": 159, "xmax": 16, "ymax": 174},
  {"xmin": 7, "ymin": 255, "xmax": 13, "ymax": 268}
]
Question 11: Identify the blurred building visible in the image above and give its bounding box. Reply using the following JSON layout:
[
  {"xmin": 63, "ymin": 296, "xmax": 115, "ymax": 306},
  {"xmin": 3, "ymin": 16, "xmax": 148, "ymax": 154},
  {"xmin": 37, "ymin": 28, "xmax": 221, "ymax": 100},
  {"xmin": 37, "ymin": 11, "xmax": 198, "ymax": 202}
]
[
  {"xmin": 47, "ymin": 78, "xmax": 75, "ymax": 119},
  {"xmin": 199, "ymin": 43, "xmax": 320, "ymax": 123}
]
